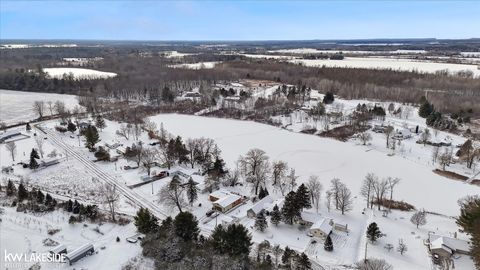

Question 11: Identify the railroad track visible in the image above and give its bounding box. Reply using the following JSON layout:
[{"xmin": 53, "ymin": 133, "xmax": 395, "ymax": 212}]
[{"xmin": 37, "ymin": 125, "xmax": 169, "ymax": 220}]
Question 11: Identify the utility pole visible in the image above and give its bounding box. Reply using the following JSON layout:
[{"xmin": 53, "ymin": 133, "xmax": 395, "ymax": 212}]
[{"xmin": 364, "ymin": 239, "xmax": 368, "ymax": 262}]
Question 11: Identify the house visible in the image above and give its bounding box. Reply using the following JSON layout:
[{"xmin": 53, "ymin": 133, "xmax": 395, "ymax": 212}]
[
  {"xmin": 49, "ymin": 244, "xmax": 67, "ymax": 255},
  {"xmin": 427, "ymin": 234, "xmax": 471, "ymax": 260},
  {"xmin": 0, "ymin": 130, "xmax": 22, "ymax": 143},
  {"xmin": 65, "ymin": 243, "xmax": 94, "ymax": 265},
  {"xmin": 209, "ymin": 190, "xmax": 243, "ymax": 213},
  {"xmin": 40, "ymin": 158, "xmax": 60, "ymax": 168},
  {"xmin": 310, "ymin": 218, "xmax": 333, "ymax": 239},
  {"xmin": 393, "ymin": 128, "xmax": 412, "ymax": 140},
  {"xmin": 299, "ymin": 211, "xmax": 320, "ymax": 227},
  {"xmin": 372, "ymin": 125, "xmax": 388, "ymax": 133},
  {"xmin": 247, "ymin": 195, "xmax": 274, "ymax": 218},
  {"xmin": 77, "ymin": 122, "xmax": 90, "ymax": 130}
]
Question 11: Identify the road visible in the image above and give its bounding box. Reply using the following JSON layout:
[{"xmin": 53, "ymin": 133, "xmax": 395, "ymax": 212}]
[{"xmin": 37, "ymin": 125, "xmax": 169, "ymax": 220}]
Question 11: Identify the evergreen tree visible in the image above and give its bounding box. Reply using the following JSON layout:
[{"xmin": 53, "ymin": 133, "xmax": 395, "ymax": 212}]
[
  {"xmin": 324, "ymin": 234, "xmax": 334, "ymax": 251},
  {"xmin": 270, "ymin": 204, "xmax": 282, "ymax": 226},
  {"xmin": 323, "ymin": 92, "xmax": 335, "ymax": 104},
  {"xmin": 36, "ymin": 190, "xmax": 45, "ymax": 204},
  {"xmin": 295, "ymin": 184, "xmax": 311, "ymax": 210},
  {"xmin": 282, "ymin": 191, "xmax": 300, "ymax": 224},
  {"xmin": 211, "ymin": 223, "xmax": 252, "ymax": 257},
  {"xmin": 457, "ymin": 196, "xmax": 480, "ymax": 268},
  {"xmin": 29, "ymin": 148, "xmax": 39, "ymax": 169},
  {"xmin": 186, "ymin": 177, "xmax": 198, "ymax": 206},
  {"xmin": 66, "ymin": 199, "xmax": 73, "ymax": 212},
  {"xmin": 134, "ymin": 207, "xmax": 159, "ymax": 234},
  {"xmin": 297, "ymin": 252, "xmax": 312, "ymax": 270},
  {"xmin": 17, "ymin": 183, "xmax": 28, "ymax": 201},
  {"xmin": 45, "ymin": 193, "xmax": 52, "ymax": 206},
  {"xmin": 26, "ymin": 123, "xmax": 31, "ymax": 131},
  {"xmin": 282, "ymin": 246, "xmax": 295, "ymax": 267},
  {"xmin": 254, "ymin": 211, "xmax": 268, "ymax": 232},
  {"xmin": 84, "ymin": 125, "xmax": 100, "ymax": 149},
  {"xmin": 95, "ymin": 115, "xmax": 106, "ymax": 131},
  {"xmin": 265, "ymin": 254, "xmax": 272, "ymax": 266},
  {"xmin": 366, "ymin": 222, "xmax": 383, "ymax": 243},
  {"xmin": 258, "ymin": 186, "xmax": 266, "ymax": 200},
  {"xmin": 6, "ymin": 180, "xmax": 16, "ymax": 196},
  {"xmin": 67, "ymin": 121, "xmax": 77, "ymax": 133},
  {"xmin": 419, "ymin": 100, "xmax": 434, "ymax": 118},
  {"xmin": 174, "ymin": 211, "xmax": 199, "ymax": 241}
]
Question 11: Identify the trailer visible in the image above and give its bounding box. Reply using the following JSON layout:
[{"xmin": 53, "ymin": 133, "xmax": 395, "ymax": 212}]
[{"xmin": 65, "ymin": 243, "xmax": 94, "ymax": 265}]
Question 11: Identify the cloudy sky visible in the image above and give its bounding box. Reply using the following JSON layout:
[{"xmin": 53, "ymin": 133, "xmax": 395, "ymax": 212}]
[{"xmin": 1, "ymin": 1, "xmax": 479, "ymax": 40}]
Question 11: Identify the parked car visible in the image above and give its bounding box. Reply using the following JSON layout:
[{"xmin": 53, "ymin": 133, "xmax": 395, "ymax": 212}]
[
  {"xmin": 158, "ymin": 171, "xmax": 169, "ymax": 178},
  {"xmin": 206, "ymin": 210, "xmax": 215, "ymax": 217}
]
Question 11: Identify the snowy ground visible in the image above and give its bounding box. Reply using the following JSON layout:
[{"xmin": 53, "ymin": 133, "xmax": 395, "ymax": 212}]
[
  {"xmin": 0, "ymin": 206, "xmax": 141, "ymax": 270},
  {"xmin": 43, "ymin": 68, "xmax": 117, "ymax": 80},
  {"xmin": 268, "ymin": 48, "xmax": 428, "ymax": 55},
  {"xmin": 149, "ymin": 114, "xmax": 478, "ymax": 217},
  {"xmin": 289, "ymin": 57, "xmax": 480, "ymax": 77},
  {"xmin": 0, "ymin": 89, "xmax": 80, "ymax": 125}
]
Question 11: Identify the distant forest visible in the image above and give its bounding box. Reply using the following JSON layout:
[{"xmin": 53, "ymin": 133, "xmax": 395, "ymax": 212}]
[{"xmin": 1, "ymin": 43, "xmax": 479, "ymax": 115}]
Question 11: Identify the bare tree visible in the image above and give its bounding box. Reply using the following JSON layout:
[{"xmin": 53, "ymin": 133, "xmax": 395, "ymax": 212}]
[
  {"xmin": 33, "ymin": 101, "xmax": 46, "ymax": 119},
  {"xmin": 186, "ymin": 138, "xmax": 199, "ymax": 168},
  {"xmin": 385, "ymin": 177, "xmax": 400, "ymax": 201},
  {"xmin": 47, "ymin": 101, "xmax": 54, "ymax": 116},
  {"xmin": 306, "ymin": 175, "xmax": 323, "ymax": 213},
  {"xmin": 410, "ymin": 211, "xmax": 427, "ymax": 228},
  {"xmin": 384, "ymin": 126, "xmax": 394, "ymax": 148},
  {"xmin": 238, "ymin": 148, "xmax": 270, "ymax": 194},
  {"xmin": 421, "ymin": 128, "xmax": 431, "ymax": 145},
  {"xmin": 117, "ymin": 124, "xmax": 132, "ymax": 140},
  {"xmin": 158, "ymin": 176, "xmax": 186, "ymax": 213},
  {"xmin": 224, "ymin": 166, "xmax": 241, "ymax": 187},
  {"xmin": 271, "ymin": 160, "xmax": 288, "ymax": 187},
  {"xmin": 99, "ymin": 183, "xmax": 120, "ymax": 222},
  {"xmin": 360, "ymin": 173, "xmax": 377, "ymax": 209},
  {"xmin": 355, "ymin": 258, "xmax": 392, "ymax": 270},
  {"xmin": 287, "ymin": 168, "xmax": 298, "ymax": 192},
  {"xmin": 141, "ymin": 148, "xmax": 157, "ymax": 176},
  {"xmin": 439, "ymin": 148, "xmax": 453, "ymax": 171},
  {"xmin": 0, "ymin": 122, "xmax": 7, "ymax": 132},
  {"xmin": 338, "ymin": 183, "xmax": 353, "ymax": 215},
  {"xmin": 432, "ymin": 146, "xmax": 440, "ymax": 164},
  {"xmin": 359, "ymin": 132, "xmax": 372, "ymax": 145},
  {"xmin": 5, "ymin": 142, "xmax": 17, "ymax": 161},
  {"xmin": 34, "ymin": 135, "xmax": 45, "ymax": 158},
  {"xmin": 373, "ymin": 179, "xmax": 389, "ymax": 210},
  {"xmin": 325, "ymin": 191, "xmax": 332, "ymax": 212},
  {"xmin": 396, "ymin": 239, "xmax": 408, "ymax": 255},
  {"xmin": 330, "ymin": 178, "xmax": 342, "ymax": 210}
]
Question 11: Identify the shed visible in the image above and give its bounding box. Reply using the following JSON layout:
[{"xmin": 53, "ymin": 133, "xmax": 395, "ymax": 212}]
[
  {"xmin": 247, "ymin": 195, "xmax": 274, "ymax": 218},
  {"xmin": 65, "ymin": 243, "xmax": 94, "ymax": 265}
]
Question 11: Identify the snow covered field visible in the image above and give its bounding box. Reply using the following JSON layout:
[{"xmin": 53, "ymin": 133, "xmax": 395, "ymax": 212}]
[
  {"xmin": 149, "ymin": 114, "xmax": 478, "ymax": 217},
  {"xmin": 43, "ymin": 68, "xmax": 117, "ymax": 80},
  {"xmin": 0, "ymin": 89, "xmax": 80, "ymax": 125},
  {"xmin": 289, "ymin": 57, "xmax": 480, "ymax": 76},
  {"xmin": 169, "ymin": 61, "xmax": 220, "ymax": 69},
  {"xmin": 269, "ymin": 48, "xmax": 427, "ymax": 55}
]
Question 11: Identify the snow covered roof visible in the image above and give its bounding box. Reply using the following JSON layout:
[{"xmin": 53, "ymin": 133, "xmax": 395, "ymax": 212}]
[
  {"xmin": 301, "ymin": 211, "xmax": 321, "ymax": 224},
  {"xmin": 214, "ymin": 193, "xmax": 241, "ymax": 208},
  {"xmin": 0, "ymin": 130, "xmax": 21, "ymax": 141},
  {"xmin": 248, "ymin": 195, "xmax": 274, "ymax": 215},
  {"xmin": 311, "ymin": 217, "xmax": 332, "ymax": 234},
  {"xmin": 429, "ymin": 235, "xmax": 470, "ymax": 253},
  {"xmin": 210, "ymin": 190, "xmax": 232, "ymax": 200}
]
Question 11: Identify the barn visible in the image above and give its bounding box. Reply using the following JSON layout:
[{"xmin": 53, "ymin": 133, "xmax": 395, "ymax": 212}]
[{"xmin": 65, "ymin": 243, "xmax": 94, "ymax": 265}]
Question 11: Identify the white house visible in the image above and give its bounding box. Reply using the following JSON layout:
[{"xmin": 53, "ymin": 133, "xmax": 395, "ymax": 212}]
[
  {"xmin": 310, "ymin": 217, "xmax": 333, "ymax": 239},
  {"xmin": 247, "ymin": 195, "xmax": 274, "ymax": 218}
]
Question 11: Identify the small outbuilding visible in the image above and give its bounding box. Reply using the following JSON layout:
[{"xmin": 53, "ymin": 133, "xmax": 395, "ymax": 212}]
[{"xmin": 65, "ymin": 243, "xmax": 94, "ymax": 265}]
